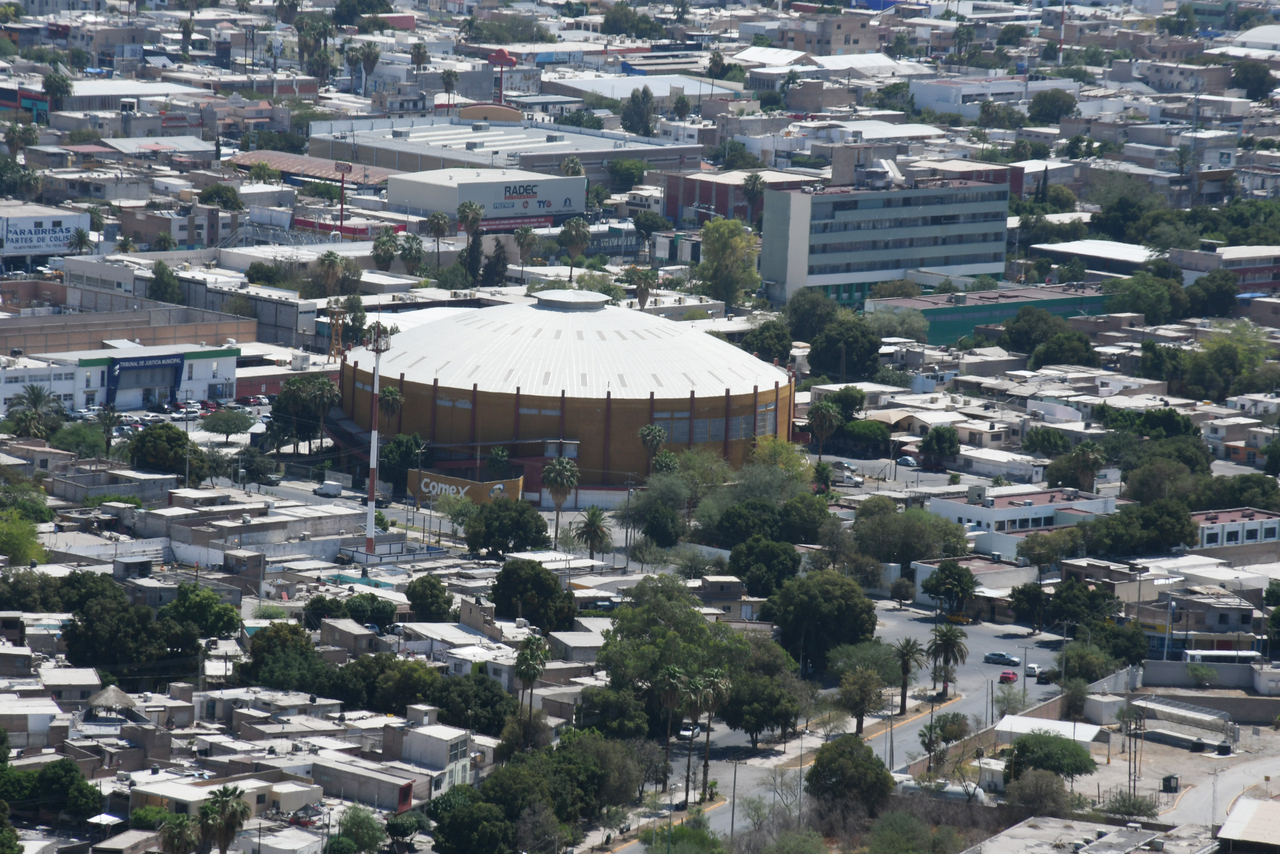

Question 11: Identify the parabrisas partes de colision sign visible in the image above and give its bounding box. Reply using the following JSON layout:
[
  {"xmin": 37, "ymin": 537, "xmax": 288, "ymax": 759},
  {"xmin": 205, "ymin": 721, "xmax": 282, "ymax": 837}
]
[
  {"xmin": 408, "ymin": 469, "xmax": 525, "ymax": 505},
  {"xmin": 3, "ymin": 218, "xmax": 75, "ymax": 255}
]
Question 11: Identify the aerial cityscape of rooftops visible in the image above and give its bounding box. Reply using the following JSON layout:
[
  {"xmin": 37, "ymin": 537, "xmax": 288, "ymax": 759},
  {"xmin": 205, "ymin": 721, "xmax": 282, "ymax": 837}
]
[{"xmin": 13, "ymin": 0, "xmax": 1280, "ymax": 852}]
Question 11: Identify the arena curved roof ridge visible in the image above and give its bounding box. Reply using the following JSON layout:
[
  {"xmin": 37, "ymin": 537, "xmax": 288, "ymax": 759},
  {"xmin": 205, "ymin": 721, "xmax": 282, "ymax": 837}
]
[{"xmin": 348, "ymin": 295, "xmax": 789, "ymax": 400}]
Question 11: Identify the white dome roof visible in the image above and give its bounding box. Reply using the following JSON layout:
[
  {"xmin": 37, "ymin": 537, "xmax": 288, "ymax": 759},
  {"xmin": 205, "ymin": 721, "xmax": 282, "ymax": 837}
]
[{"xmin": 351, "ymin": 291, "xmax": 789, "ymax": 400}]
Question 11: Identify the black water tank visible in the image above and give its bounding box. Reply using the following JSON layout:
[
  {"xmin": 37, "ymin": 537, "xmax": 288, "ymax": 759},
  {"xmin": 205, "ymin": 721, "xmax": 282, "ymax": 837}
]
[
  {"xmin": 1218, "ymin": 741, "xmax": 1232, "ymax": 756},
  {"xmin": 1192, "ymin": 738, "xmax": 1205, "ymax": 753}
]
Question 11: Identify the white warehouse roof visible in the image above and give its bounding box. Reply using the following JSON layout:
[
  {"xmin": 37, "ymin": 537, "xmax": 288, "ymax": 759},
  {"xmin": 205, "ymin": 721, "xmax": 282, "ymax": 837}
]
[{"xmin": 346, "ymin": 290, "xmax": 789, "ymax": 400}]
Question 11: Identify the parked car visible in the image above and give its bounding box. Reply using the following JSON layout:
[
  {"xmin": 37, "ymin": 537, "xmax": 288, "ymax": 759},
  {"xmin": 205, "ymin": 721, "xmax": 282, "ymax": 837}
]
[
  {"xmin": 677, "ymin": 725, "xmax": 701, "ymax": 740},
  {"xmin": 984, "ymin": 651, "xmax": 1021, "ymax": 666},
  {"xmin": 235, "ymin": 396, "xmax": 255, "ymax": 406},
  {"xmin": 139, "ymin": 413, "xmax": 166, "ymax": 424},
  {"xmin": 897, "ymin": 455, "xmax": 918, "ymax": 467},
  {"xmin": 225, "ymin": 403, "xmax": 251, "ymax": 413},
  {"xmin": 171, "ymin": 410, "xmax": 200, "ymax": 422},
  {"xmin": 1025, "ymin": 663, "xmax": 1043, "ymax": 677},
  {"xmin": 1036, "ymin": 670, "xmax": 1053, "ymax": 685},
  {"xmin": 375, "ymin": 495, "xmax": 391, "ymax": 508},
  {"xmin": 946, "ymin": 613, "xmax": 972, "ymax": 625},
  {"xmin": 999, "ymin": 670, "xmax": 1018, "ymax": 684},
  {"xmin": 259, "ymin": 474, "xmax": 282, "ymax": 487},
  {"xmin": 251, "ymin": 395, "xmax": 270, "ymax": 406},
  {"xmin": 313, "ymin": 481, "xmax": 342, "ymax": 497}
]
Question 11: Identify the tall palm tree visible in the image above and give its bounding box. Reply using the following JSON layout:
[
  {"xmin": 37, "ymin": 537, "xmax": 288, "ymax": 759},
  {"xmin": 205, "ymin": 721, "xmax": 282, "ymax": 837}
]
[
  {"xmin": 1073, "ymin": 441, "xmax": 1107, "ymax": 492},
  {"xmin": 440, "ymin": 68, "xmax": 458, "ymax": 107},
  {"xmin": 514, "ymin": 635, "xmax": 550, "ymax": 740},
  {"xmin": 409, "ymin": 41, "xmax": 428, "ymax": 74},
  {"xmin": 513, "ymin": 225, "xmax": 537, "ymax": 282},
  {"xmin": 541, "ymin": 456, "xmax": 578, "ymax": 542},
  {"xmin": 656, "ymin": 664, "xmax": 684, "ymax": 792},
  {"xmin": 456, "ymin": 201, "xmax": 484, "ymax": 243},
  {"xmin": 699, "ymin": 668, "xmax": 730, "ymax": 802},
  {"xmin": 400, "ymin": 233, "xmax": 424, "ymax": 276},
  {"xmin": 307, "ymin": 378, "xmax": 341, "ymax": 454},
  {"xmin": 680, "ymin": 673, "xmax": 705, "ymax": 806},
  {"xmin": 560, "ymin": 156, "xmax": 584, "ymax": 177},
  {"xmin": 195, "ymin": 804, "xmax": 219, "ymax": 854},
  {"xmin": 206, "ymin": 785, "xmax": 252, "ymax": 854},
  {"xmin": 891, "ymin": 637, "xmax": 928, "ymax": 715},
  {"xmin": 742, "ymin": 172, "xmax": 766, "ymax": 226},
  {"xmin": 315, "ymin": 250, "xmax": 343, "ymax": 295},
  {"xmin": 378, "ymin": 385, "xmax": 402, "ymax": 422},
  {"xmin": 159, "ymin": 814, "xmax": 200, "ymax": 854},
  {"xmin": 96, "ymin": 406, "xmax": 122, "ymax": 460},
  {"xmin": 8, "ymin": 383, "xmax": 62, "ymax": 439},
  {"xmin": 638, "ymin": 422, "xmax": 664, "ymax": 474},
  {"xmin": 807, "ymin": 399, "xmax": 842, "ymax": 461},
  {"xmin": 573, "ymin": 505, "xmax": 611, "ymax": 559},
  {"xmin": 5, "ymin": 122, "xmax": 37, "ymax": 160},
  {"xmin": 926, "ymin": 624, "xmax": 968, "ymax": 700},
  {"xmin": 180, "ymin": 17, "xmax": 194, "ymax": 57},
  {"xmin": 69, "ymin": 227, "xmax": 93, "ymax": 254},
  {"xmin": 558, "ymin": 217, "xmax": 590, "ymax": 284},
  {"xmin": 425, "ymin": 212, "xmax": 451, "ymax": 271}
]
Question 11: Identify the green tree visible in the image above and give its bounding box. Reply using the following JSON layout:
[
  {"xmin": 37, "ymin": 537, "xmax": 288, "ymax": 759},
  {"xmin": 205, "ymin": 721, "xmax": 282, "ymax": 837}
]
[
  {"xmin": 730, "ymin": 535, "xmax": 801, "ymax": 598},
  {"xmin": 129, "ymin": 422, "xmax": 207, "ymax": 483},
  {"xmin": 807, "ymin": 399, "xmax": 843, "ymax": 461},
  {"xmin": 1005, "ymin": 730, "xmax": 1097, "ymax": 785},
  {"xmin": 1022, "ymin": 426, "xmax": 1072, "ymax": 457},
  {"xmin": 198, "ymin": 184, "xmax": 244, "ymax": 211},
  {"xmin": 919, "ymin": 425, "xmax": 959, "ymax": 466},
  {"xmin": 920, "ymin": 559, "xmax": 978, "ymax": 615},
  {"xmin": 541, "ymin": 456, "xmax": 579, "ymax": 542},
  {"xmin": 573, "ymin": 505, "xmax": 612, "ymax": 559},
  {"xmin": 620, "ymin": 85, "xmax": 654, "ymax": 136},
  {"xmin": 926, "ymin": 623, "xmax": 968, "ymax": 699},
  {"xmin": 371, "ymin": 227, "xmax": 400, "ymax": 272},
  {"xmin": 492, "ymin": 559, "xmax": 575, "ymax": 632},
  {"xmin": 694, "ymin": 217, "xmax": 759, "ymax": 307},
  {"xmin": 148, "ymin": 260, "xmax": 184, "ymax": 304},
  {"xmin": 838, "ymin": 667, "xmax": 885, "ymax": 734},
  {"xmin": 205, "ymin": 786, "xmax": 252, "ymax": 854},
  {"xmin": 464, "ymin": 498, "xmax": 548, "ymax": 556},
  {"xmin": 762, "ymin": 570, "xmax": 877, "ymax": 675},
  {"xmin": 809, "ymin": 314, "xmax": 880, "ymax": 382},
  {"xmin": 1234, "ymin": 59, "xmax": 1276, "ymax": 101},
  {"xmin": 405, "ymin": 575, "xmax": 451, "ymax": 621},
  {"xmin": 338, "ymin": 806, "xmax": 386, "ymax": 854},
  {"xmin": 1030, "ymin": 331, "xmax": 1099, "ymax": 370},
  {"xmin": 1027, "ymin": 88, "xmax": 1077, "ymax": 124},
  {"xmin": 786, "ymin": 288, "xmax": 840, "ymax": 342},
  {"xmin": 557, "ymin": 217, "xmax": 590, "ymax": 284},
  {"xmin": 157, "ymin": 584, "xmax": 240, "ymax": 637},
  {"xmin": 742, "ymin": 319, "xmax": 792, "ymax": 365},
  {"xmin": 805, "ymin": 734, "xmax": 894, "ymax": 815},
  {"xmin": 202, "ymin": 410, "xmax": 254, "ymax": 444},
  {"xmin": 891, "ymin": 637, "xmax": 928, "ymax": 715}
]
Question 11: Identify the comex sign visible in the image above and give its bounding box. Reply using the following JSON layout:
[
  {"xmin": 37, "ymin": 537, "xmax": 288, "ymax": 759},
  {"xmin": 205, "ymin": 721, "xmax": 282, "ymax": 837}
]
[{"xmin": 410, "ymin": 469, "xmax": 525, "ymax": 505}]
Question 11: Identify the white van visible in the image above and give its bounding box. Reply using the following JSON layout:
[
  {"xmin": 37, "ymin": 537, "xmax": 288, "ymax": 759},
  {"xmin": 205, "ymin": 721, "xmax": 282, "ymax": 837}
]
[{"xmin": 313, "ymin": 481, "xmax": 343, "ymax": 497}]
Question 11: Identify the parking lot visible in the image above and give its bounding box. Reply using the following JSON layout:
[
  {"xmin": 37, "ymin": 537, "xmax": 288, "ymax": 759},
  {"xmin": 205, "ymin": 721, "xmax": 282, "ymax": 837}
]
[{"xmin": 85, "ymin": 395, "xmax": 273, "ymax": 449}]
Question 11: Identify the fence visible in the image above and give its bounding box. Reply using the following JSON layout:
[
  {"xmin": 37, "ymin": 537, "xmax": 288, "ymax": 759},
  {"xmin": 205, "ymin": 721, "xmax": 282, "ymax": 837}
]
[{"xmin": 1095, "ymin": 783, "xmax": 1176, "ymax": 813}]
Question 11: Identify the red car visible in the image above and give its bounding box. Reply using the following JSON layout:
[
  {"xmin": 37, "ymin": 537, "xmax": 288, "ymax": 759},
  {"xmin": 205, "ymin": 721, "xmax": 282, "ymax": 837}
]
[{"xmin": 999, "ymin": 670, "xmax": 1018, "ymax": 684}]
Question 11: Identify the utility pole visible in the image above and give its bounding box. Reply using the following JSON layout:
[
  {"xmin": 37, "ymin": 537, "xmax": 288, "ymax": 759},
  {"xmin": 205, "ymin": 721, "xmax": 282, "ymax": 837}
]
[
  {"xmin": 1020, "ymin": 645, "xmax": 1032, "ymax": 700},
  {"xmin": 364, "ymin": 322, "xmax": 391, "ymax": 557},
  {"xmin": 729, "ymin": 761, "xmax": 738, "ymax": 843}
]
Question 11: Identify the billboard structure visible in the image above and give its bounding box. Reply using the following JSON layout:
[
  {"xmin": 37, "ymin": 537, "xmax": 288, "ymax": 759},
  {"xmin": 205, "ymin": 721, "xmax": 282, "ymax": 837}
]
[{"xmin": 408, "ymin": 469, "xmax": 525, "ymax": 506}]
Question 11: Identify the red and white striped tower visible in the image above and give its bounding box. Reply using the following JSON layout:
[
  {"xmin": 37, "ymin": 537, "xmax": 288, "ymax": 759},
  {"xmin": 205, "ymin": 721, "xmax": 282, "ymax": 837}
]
[{"xmin": 365, "ymin": 322, "xmax": 391, "ymax": 556}]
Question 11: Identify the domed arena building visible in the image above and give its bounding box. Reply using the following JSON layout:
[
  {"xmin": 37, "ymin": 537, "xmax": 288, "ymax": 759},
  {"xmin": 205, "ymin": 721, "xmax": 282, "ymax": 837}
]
[{"xmin": 337, "ymin": 291, "xmax": 793, "ymax": 506}]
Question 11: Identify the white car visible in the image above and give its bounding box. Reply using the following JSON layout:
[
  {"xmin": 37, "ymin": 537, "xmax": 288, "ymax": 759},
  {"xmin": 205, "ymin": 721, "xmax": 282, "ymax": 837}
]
[
  {"xmin": 139, "ymin": 413, "xmax": 166, "ymax": 424},
  {"xmin": 677, "ymin": 724, "xmax": 701, "ymax": 740},
  {"xmin": 170, "ymin": 410, "xmax": 200, "ymax": 422}
]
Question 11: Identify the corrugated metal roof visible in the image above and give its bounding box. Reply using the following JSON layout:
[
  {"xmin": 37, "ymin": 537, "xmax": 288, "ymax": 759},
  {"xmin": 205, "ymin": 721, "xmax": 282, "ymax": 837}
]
[
  {"xmin": 227, "ymin": 151, "xmax": 402, "ymax": 184},
  {"xmin": 349, "ymin": 291, "xmax": 788, "ymax": 400}
]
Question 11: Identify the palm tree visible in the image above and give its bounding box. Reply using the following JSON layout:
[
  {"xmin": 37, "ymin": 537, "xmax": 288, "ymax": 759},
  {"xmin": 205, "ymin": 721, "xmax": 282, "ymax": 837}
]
[
  {"xmin": 152, "ymin": 231, "xmax": 177, "ymax": 251},
  {"xmin": 440, "ymin": 68, "xmax": 458, "ymax": 107},
  {"xmin": 513, "ymin": 225, "xmax": 537, "ymax": 282},
  {"xmin": 807, "ymin": 399, "xmax": 842, "ymax": 461},
  {"xmin": 573, "ymin": 505, "xmax": 611, "ymax": 559},
  {"xmin": 355, "ymin": 43, "xmax": 380, "ymax": 96},
  {"xmin": 456, "ymin": 200, "xmax": 484, "ymax": 243},
  {"xmin": 410, "ymin": 41, "xmax": 428, "ymax": 74},
  {"xmin": 680, "ymin": 673, "xmax": 705, "ymax": 806},
  {"xmin": 180, "ymin": 17, "xmax": 194, "ymax": 57},
  {"xmin": 116, "ymin": 235, "xmax": 136, "ymax": 253},
  {"xmin": 699, "ymin": 668, "xmax": 730, "ymax": 802},
  {"xmin": 1073, "ymin": 441, "xmax": 1106, "ymax": 492},
  {"xmin": 638, "ymin": 422, "xmax": 665, "ymax": 474},
  {"xmin": 96, "ymin": 406, "xmax": 122, "ymax": 460},
  {"xmin": 5, "ymin": 122, "xmax": 37, "ymax": 160},
  {"xmin": 656, "ymin": 664, "xmax": 684, "ymax": 792},
  {"xmin": 196, "ymin": 803, "xmax": 218, "ymax": 854},
  {"xmin": 926, "ymin": 624, "xmax": 969, "ymax": 700},
  {"xmin": 541, "ymin": 456, "xmax": 578, "ymax": 542},
  {"xmin": 372, "ymin": 226, "xmax": 400, "ymax": 272},
  {"xmin": 742, "ymin": 172, "xmax": 766, "ymax": 226},
  {"xmin": 425, "ymin": 212, "xmax": 451, "ymax": 270},
  {"xmin": 891, "ymin": 637, "xmax": 928, "ymax": 715},
  {"xmin": 400, "ymin": 233, "xmax": 424, "ymax": 276},
  {"xmin": 514, "ymin": 635, "xmax": 550, "ymax": 741},
  {"xmin": 159, "ymin": 815, "xmax": 200, "ymax": 854},
  {"xmin": 378, "ymin": 385, "xmax": 402, "ymax": 422},
  {"xmin": 69, "ymin": 227, "xmax": 93, "ymax": 254},
  {"xmin": 558, "ymin": 217, "xmax": 590, "ymax": 284},
  {"xmin": 307, "ymin": 378, "xmax": 341, "ymax": 453},
  {"xmin": 206, "ymin": 785, "xmax": 252, "ymax": 854},
  {"xmin": 315, "ymin": 250, "xmax": 343, "ymax": 294},
  {"xmin": 560, "ymin": 156, "xmax": 584, "ymax": 177},
  {"xmin": 8, "ymin": 383, "xmax": 62, "ymax": 439},
  {"xmin": 248, "ymin": 161, "xmax": 278, "ymax": 183}
]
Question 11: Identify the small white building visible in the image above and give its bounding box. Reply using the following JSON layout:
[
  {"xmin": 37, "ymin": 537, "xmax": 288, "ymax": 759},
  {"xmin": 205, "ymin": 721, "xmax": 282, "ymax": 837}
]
[
  {"xmin": 956, "ymin": 447, "xmax": 1048, "ymax": 484},
  {"xmin": 0, "ymin": 199, "xmax": 92, "ymax": 265}
]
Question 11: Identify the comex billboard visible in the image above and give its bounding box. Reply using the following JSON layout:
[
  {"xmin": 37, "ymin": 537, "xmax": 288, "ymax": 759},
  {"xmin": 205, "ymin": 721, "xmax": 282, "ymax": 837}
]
[
  {"xmin": 408, "ymin": 469, "xmax": 525, "ymax": 505},
  {"xmin": 466, "ymin": 175, "xmax": 585, "ymax": 219}
]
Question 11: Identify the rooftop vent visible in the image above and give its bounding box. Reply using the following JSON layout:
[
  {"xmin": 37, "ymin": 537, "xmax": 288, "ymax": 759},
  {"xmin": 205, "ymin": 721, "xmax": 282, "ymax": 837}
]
[
  {"xmin": 546, "ymin": 133, "xmax": 565, "ymax": 143},
  {"xmin": 472, "ymin": 122, "xmax": 489, "ymax": 132},
  {"xmin": 465, "ymin": 141, "xmax": 485, "ymax": 150},
  {"xmin": 391, "ymin": 128, "xmax": 411, "ymax": 138}
]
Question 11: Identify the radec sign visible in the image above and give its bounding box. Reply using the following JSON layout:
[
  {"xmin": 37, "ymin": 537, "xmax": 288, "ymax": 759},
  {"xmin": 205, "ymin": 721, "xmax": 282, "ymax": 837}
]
[{"xmin": 408, "ymin": 469, "xmax": 525, "ymax": 506}]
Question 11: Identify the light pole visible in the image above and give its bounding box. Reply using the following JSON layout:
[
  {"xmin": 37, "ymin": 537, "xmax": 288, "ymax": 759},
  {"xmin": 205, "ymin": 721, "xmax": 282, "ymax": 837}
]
[
  {"xmin": 1019, "ymin": 644, "xmax": 1032, "ymax": 700},
  {"xmin": 364, "ymin": 322, "xmax": 391, "ymax": 558}
]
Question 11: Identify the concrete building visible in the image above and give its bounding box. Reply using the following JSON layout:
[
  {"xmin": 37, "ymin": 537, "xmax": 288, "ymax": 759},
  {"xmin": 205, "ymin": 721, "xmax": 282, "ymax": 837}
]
[
  {"xmin": 865, "ymin": 285, "xmax": 1109, "ymax": 345},
  {"xmin": 908, "ymin": 76, "xmax": 1082, "ymax": 122},
  {"xmin": 0, "ymin": 200, "xmax": 93, "ymax": 271},
  {"xmin": 661, "ymin": 169, "xmax": 810, "ymax": 228},
  {"xmin": 931, "ymin": 486, "xmax": 1119, "ymax": 556},
  {"xmin": 319, "ymin": 619, "xmax": 377, "ymax": 657},
  {"xmin": 338, "ymin": 290, "xmax": 791, "ymax": 501},
  {"xmin": 307, "ymin": 117, "xmax": 704, "ymax": 186},
  {"xmin": 775, "ymin": 11, "xmax": 881, "ymax": 56},
  {"xmin": 1191, "ymin": 508, "xmax": 1280, "ymax": 563},
  {"xmin": 386, "ymin": 168, "xmax": 587, "ymax": 232},
  {"xmin": 760, "ymin": 178, "xmax": 1008, "ymax": 306}
]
